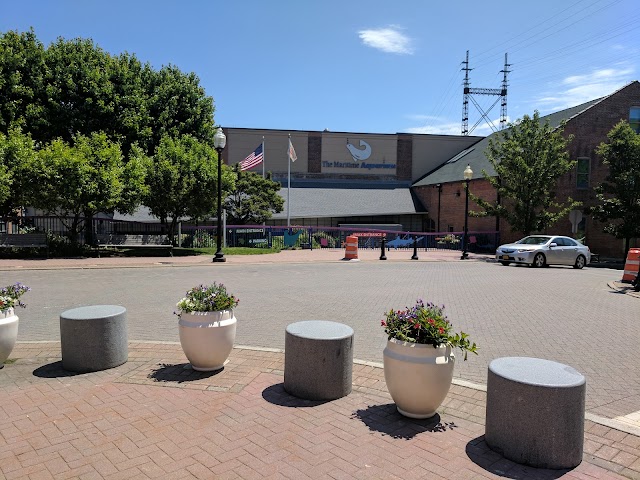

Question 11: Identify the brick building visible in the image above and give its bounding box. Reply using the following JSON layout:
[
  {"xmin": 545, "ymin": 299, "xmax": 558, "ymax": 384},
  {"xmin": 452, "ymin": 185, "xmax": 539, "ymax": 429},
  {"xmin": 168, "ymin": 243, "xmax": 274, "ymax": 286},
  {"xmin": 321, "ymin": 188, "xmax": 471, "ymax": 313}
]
[
  {"xmin": 412, "ymin": 81, "xmax": 640, "ymax": 258},
  {"xmin": 222, "ymin": 128, "xmax": 481, "ymax": 231},
  {"xmin": 109, "ymin": 82, "xmax": 637, "ymax": 257}
]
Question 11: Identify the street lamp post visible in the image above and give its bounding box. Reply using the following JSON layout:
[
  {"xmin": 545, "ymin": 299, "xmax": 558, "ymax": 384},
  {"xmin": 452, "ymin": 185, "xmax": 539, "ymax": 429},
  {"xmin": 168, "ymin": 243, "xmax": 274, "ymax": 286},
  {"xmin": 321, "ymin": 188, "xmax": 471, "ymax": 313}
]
[
  {"xmin": 461, "ymin": 164, "xmax": 473, "ymax": 260},
  {"xmin": 213, "ymin": 127, "xmax": 226, "ymax": 263}
]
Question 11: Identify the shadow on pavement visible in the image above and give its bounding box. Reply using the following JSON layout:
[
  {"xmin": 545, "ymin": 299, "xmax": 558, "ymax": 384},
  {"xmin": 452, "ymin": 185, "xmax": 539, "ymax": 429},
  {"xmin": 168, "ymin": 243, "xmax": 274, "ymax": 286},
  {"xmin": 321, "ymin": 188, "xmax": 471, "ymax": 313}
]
[
  {"xmin": 465, "ymin": 436, "xmax": 571, "ymax": 479},
  {"xmin": 148, "ymin": 362, "xmax": 224, "ymax": 383},
  {"xmin": 33, "ymin": 361, "xmax": 83, "ymax": 378},
  {"xmin": 261, "ymin": 383, "xmax": 330, "ymax": 407},
  {"xmin": 352, "ymin": 403, "xmax": 455, "ymax": 439}
]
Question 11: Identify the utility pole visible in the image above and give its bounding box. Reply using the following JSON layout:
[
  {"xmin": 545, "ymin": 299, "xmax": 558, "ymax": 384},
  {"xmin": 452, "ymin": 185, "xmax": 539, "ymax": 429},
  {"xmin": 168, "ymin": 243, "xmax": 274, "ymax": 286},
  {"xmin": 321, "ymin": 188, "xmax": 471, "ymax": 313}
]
[{"xmin": 461, "ymin": 51, "xmax": 510, "ymax": 135}]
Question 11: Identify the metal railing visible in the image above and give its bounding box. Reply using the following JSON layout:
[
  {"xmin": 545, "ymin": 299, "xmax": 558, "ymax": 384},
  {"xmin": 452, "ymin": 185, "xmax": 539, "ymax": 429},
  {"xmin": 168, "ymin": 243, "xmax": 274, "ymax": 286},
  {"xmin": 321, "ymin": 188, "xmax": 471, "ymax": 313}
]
[
  {"xmin": 180, "ymin": 225, "xmax": 500, "ymax": 254},
  {"xmin": 13, "ymin": 216, "xmax": 500, "ymax": 254}
]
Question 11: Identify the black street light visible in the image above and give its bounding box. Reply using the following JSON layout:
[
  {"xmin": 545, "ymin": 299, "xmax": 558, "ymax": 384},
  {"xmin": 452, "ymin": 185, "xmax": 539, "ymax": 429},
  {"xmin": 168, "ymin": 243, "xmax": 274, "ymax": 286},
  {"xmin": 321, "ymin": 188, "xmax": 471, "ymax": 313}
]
[
  {"xmin": 213, "ymin": 127, "xmax": 227, "ymax": 263},
  {"xmin": 461, "ymin": 164, "xmax": 473, "ymax": 260}
]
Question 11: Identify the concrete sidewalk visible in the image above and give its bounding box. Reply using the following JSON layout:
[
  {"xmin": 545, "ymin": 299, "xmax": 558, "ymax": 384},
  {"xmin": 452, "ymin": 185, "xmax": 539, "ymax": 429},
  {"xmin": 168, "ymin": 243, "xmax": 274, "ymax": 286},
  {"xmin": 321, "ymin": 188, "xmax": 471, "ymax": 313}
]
[
  {"xmin": 2, "ymin": 342, "xmax": 639, "ymax": 479},
  {"xmin": 0, "ymin": 248, "xmax": 494, "ymax": 270}
]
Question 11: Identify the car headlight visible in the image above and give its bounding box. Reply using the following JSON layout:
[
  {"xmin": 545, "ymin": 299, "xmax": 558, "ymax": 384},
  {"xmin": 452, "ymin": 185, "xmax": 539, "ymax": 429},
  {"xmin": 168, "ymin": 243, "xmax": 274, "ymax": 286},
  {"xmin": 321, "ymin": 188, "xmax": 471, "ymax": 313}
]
[{"xmin": 517, "ymin": 248, "xmax": 529, "ymax": 253}]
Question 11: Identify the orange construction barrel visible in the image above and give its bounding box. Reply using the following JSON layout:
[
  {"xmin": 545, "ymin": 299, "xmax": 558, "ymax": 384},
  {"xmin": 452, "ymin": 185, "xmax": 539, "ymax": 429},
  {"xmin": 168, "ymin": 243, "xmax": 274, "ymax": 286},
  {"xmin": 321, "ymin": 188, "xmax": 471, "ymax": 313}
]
[
  {"xmin": 343, "ymin": 235, "xmax": 359, "ymax": 261},
  {"xmin": 622, "ymin": 248, "xmax": 640, "ymax": 283}
]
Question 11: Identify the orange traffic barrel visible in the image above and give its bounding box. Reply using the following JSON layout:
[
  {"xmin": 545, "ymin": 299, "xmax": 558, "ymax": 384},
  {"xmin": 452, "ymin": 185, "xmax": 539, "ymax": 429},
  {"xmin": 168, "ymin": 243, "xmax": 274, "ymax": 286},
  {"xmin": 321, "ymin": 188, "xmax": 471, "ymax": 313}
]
[
  {"xmin": 622, "ymin": 248, "xmax": 640, "ymax": 283},
  {"xmin": 343, "ymin": 235, "xmax": 359, "ymax": 261}
]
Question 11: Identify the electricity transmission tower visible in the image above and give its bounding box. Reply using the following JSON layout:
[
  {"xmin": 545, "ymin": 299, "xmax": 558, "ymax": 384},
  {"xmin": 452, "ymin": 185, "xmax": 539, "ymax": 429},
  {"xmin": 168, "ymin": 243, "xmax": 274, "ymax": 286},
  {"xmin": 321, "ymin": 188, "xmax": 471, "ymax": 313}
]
[{"xmin": 461, "ymin": 51, "xmax": 511, "ymax": 135}]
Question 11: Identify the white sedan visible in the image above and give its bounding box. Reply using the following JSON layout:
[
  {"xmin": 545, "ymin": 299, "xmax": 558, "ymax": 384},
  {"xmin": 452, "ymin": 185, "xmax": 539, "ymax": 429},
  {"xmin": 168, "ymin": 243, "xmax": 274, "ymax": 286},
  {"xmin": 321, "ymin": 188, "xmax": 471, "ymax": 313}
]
[{"xmin": 495, "ymin": 235, "xmax": 591, "ymax": 269}]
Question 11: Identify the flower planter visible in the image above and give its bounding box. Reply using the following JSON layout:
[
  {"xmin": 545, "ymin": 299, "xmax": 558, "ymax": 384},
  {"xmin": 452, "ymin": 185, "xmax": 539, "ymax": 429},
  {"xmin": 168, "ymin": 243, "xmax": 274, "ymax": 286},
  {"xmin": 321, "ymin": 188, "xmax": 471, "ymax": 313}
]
[
  {"xmin": 0, "ymin": 308, "xmax": 19, "ymax": 366},
  {"xmin": 383, "ymin": 338, "xmax": 455, "ymax": 419},
  {"xmin": 178, "ymin": 310, "xmax": 237, "ymax": 371}
]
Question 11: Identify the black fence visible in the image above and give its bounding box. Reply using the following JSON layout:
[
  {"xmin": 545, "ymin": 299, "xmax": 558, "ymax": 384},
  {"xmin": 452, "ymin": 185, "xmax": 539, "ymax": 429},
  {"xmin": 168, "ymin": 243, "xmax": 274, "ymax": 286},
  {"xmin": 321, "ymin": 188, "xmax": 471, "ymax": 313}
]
[
  {"xmin": 180, "ymin": 225, "xmax": 500, "ymax": 254},
  {"xmin": 9, "ymin": 216, "xmax": 165, "ymax": 244},
  {"xmin": 11, "ymin": 216, "xmax": 500, "ymax": 254}
]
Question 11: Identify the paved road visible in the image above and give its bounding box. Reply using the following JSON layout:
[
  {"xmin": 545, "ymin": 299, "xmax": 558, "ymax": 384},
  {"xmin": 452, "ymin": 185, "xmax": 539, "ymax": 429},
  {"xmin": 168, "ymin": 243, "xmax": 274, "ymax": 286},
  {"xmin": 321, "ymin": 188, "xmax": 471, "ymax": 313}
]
[{"xmin": 5, "ymin": 258, "xmax": 639, "ymax": 421}]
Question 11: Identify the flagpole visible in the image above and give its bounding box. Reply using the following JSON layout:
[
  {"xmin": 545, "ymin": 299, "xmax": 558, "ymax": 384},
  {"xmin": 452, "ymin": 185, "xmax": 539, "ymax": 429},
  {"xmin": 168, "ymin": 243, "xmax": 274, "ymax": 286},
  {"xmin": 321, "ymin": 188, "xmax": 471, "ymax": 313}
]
[
  {"xmin": 287, "ymin": 134, "xmax": 291, "ymax": 227},
  {"xmin": 262, "ymin": 136, "xmax": 265, "ymax": 178}
]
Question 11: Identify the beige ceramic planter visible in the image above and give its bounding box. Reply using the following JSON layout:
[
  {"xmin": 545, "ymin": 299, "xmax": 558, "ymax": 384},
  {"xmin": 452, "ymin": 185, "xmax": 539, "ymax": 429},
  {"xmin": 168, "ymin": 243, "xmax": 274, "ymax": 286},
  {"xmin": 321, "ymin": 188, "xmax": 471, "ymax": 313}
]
[
  {"xmin": 178, "ymin": 310, "xmax": 237, "ymax": 371},
  {"xmin": 0, "ymin": 308, "xmax": 19, "ymax": 365},
  {"xmin": 383, "ymin": 338, "xmax": 455, "ymax": 419}
]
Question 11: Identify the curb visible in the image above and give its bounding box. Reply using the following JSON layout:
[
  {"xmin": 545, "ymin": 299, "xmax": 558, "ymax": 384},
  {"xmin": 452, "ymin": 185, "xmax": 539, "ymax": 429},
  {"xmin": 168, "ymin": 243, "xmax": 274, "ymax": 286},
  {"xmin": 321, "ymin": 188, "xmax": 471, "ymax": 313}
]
[{"xmin": 608, "ymin": 281, "xmax": 640, "ymax": 298}]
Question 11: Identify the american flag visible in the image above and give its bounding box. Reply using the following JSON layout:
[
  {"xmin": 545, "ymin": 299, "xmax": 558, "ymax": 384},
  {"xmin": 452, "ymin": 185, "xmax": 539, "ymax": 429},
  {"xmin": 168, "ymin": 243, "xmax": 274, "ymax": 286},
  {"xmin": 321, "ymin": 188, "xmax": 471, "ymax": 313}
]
[
  {"xmin": 239, "ymin": 143, "xmax": 264, "ymax": 171},
  {"xmin": 288, "ymin": 138, "xmax": 297, "ymax": 162}
]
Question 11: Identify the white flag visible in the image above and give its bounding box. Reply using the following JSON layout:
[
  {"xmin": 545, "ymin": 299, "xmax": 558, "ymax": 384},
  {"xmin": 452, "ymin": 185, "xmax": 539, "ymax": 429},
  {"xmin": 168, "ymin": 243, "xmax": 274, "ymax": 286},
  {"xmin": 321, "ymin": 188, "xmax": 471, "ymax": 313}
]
[{"xmin": 288, "ymin": 138, "xmax": 297, "ymax": 163}]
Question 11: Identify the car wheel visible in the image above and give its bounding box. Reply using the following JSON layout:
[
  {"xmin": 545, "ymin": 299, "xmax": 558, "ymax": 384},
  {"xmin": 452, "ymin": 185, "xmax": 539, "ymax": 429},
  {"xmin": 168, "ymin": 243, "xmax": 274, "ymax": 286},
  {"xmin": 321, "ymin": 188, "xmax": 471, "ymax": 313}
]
[
  {"xmin": 532, "ymin": 253, "xmax": 546, "ymax": 268},
  {"xmin": 573, "ymin": 255, "xmax": 586, "ymax": 269},
  {"xmin": 500, "ymin": 261, "xmax": 510, "ymax": 266}
]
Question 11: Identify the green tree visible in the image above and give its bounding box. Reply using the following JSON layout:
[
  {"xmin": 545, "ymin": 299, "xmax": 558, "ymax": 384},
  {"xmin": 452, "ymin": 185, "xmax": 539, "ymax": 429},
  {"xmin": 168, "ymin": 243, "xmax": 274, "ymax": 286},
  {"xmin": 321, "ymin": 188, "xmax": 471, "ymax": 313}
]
[
  {"xmin": 0, "ymin": 127, "xmax": 38, "ymax": 222},
  {"xmin": 471, "ymin": 111, "xmax": 579, "ymax": 235},
  {"xmin": 0, "ymin": 154, "xmax": 10, "ymax": 208},
  {"xmin": 143, "ymin": 135, "xmax": 232, "ymax": 239},
  {"xmin": 142, "ymin": 65, "xmax": 215, "ymax": 155},
  {"xmin": 592, "ymin": 121, "xmax": 640, "ymax": 255},
  {"xmin": 225, "ymin": 170, "xmax": 284, "ymax": 224},
  {"xmin": 32, "ymin": 132, "xmax": 147, "ymax": 244},
  {"xmin": 42, "ymin": 37, "xmax": 121, "ymax": 145},
  {"xmin": 0, "ymin": 29, "xmax": 47, "ymax": 135}
]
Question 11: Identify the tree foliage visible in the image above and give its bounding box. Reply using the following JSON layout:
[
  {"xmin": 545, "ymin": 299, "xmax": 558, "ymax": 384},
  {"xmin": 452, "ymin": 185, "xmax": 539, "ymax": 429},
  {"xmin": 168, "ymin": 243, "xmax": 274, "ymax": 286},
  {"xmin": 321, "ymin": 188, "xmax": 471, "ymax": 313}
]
[
  {"xmin": 143, "ymin": 135, "xmax": 233, "ymax": 239},
  {"xmin": 31, "ymin": 132, "xmax": 147, "ymax": 243},
  {"xmin": 0, "ymin": 28, "xmax": 219, "ymax": 242},
  {"xmin": 471, "ymin": 111, "xmax": 579, "ymax": 235},
  {"xmin": 225, "ymin": 170, "xmax": 284, "ymax": 224},
  {"xmin": 592, "ymin": 121, "xmax": 640, "ymax": 254},
  {"xmin": 0, "ymin": 29, "xmax": 46, "ymax": 134},
  {"xmin": 0, "ymin": 29, "xmax": 215, "ymax": 157},
  {"xmin": 0, "ymin": 128, "xmax": 38, "ymax": 221},
  {"xmin": 142, "ymin": 65, "xmax": 215, "ymax": 155}
]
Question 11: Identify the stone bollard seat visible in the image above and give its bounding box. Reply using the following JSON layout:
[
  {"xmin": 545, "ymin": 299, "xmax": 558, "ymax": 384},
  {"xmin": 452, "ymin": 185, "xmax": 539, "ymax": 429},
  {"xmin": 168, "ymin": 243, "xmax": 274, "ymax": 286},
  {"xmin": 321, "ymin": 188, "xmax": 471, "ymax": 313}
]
[
  {"xmin": 485, "ymin": 356, "xmax": 586, "ymax": 469},
  {"xmin": 60, "ymin": 305, "xmax": 128, "ymax": 373},
  {"xmin": 284, "ymin": 320, "xmax": 354, "ymax": 401}
]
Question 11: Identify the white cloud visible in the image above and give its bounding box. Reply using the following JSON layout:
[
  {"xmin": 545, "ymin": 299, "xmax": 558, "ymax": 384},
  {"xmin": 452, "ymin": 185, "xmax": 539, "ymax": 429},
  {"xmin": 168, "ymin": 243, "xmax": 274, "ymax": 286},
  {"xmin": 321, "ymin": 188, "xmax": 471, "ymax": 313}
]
[
  {"xmin": 405, "ymin": 116, "xmax": 511, "ymax": 136},
  {"xmin": 406, "ymin": 122, "xmax": 460, "ymax": 135},
  {"xmin": 405, "ymin": 114, "xmax": 442, "ymax": 122},
  {"xmin": 535, "ymin": 65, "xmax": 635, "ymax": 111},
  {"xmin": 358, "ymin": 26, "xmax": 413, "ymax": 55}
]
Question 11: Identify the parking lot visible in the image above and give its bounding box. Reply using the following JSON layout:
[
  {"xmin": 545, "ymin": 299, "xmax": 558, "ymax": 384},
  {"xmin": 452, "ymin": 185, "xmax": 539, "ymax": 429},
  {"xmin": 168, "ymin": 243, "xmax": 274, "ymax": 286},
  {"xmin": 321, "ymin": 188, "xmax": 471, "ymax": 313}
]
[{"xmin": 7, "ymin": 258, "xmax": 639, "ymax": 422}]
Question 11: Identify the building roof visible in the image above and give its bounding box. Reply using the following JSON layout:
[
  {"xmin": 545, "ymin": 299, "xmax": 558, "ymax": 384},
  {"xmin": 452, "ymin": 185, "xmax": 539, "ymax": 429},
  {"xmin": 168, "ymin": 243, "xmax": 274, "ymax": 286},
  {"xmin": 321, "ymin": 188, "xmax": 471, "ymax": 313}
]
[
  {"xmin": 112, "ymin": 188, "xmax": 425, "ymax": 223},
  {"xmin": 411, "ymin": 97, "xmax": 605, "ymax": 187},
  {"xmin": 271, "ymin": 187, "xmax": 426, "ymax": 220}
]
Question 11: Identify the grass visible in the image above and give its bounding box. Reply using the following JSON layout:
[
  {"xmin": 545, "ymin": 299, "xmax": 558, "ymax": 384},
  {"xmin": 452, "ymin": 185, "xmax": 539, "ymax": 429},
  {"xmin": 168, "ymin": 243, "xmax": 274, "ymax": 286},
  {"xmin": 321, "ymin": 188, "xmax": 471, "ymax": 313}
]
[
  {"xmin": 4, "ymin": 245, "xmax": 282, "ymax": 259},
  {"xmin": 2, "ymin": 358, "xmax": 17, "ymax": 365},
  {"xmin": 173, "ymin": 246, "xmax": 281, "ymax": 256}
]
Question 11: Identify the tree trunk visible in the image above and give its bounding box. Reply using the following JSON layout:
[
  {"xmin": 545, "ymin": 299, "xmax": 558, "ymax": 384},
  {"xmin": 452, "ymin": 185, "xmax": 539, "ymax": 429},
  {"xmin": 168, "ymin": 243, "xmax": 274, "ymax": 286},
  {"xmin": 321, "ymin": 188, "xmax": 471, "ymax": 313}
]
[
  {"xmin": 625, "ymin": 237, "xmax": 631, "ymax": 258},
  {"xmin": 69, "ymin": 214, "xmax": 81, "ymax": 245},
  {"xmin": 168, "ymin": 217, "xmax": 177, "ymax": 244},
  {"xmin": 84, "ymin": 210, "xmax": 95, "ymax": 246}
]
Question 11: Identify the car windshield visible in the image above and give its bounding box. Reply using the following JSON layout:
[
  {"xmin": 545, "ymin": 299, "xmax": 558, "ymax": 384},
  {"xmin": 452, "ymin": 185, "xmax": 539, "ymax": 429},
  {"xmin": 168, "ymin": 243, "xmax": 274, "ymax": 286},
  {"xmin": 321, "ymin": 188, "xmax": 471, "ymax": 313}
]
[{"xmin": 517, "ymin": 236, "xmax": 552, "ymax": 245}]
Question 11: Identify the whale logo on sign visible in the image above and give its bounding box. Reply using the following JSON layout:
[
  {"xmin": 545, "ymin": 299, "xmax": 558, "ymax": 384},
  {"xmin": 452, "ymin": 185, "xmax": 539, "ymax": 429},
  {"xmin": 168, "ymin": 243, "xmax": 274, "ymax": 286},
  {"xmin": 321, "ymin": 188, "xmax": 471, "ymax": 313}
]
[{"xmin": 346, "ymin": 139, "xmax": 372, "ymax": 162}]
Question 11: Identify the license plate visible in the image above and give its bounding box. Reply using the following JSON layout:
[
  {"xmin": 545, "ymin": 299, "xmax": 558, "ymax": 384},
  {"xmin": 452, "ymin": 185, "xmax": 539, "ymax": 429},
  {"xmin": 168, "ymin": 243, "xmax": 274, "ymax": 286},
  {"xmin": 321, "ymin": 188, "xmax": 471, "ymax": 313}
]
[{"xmin": 502, "ymin": 255, "xmax": 509, "ymax": 260}]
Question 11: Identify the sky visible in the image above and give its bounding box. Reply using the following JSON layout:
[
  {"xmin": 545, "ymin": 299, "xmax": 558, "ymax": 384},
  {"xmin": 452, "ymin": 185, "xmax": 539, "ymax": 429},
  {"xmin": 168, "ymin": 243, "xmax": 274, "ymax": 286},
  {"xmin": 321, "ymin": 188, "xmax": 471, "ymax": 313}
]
[{"xmin": 2, "ymin": 0, "xmax": 638, "ymax": 137}]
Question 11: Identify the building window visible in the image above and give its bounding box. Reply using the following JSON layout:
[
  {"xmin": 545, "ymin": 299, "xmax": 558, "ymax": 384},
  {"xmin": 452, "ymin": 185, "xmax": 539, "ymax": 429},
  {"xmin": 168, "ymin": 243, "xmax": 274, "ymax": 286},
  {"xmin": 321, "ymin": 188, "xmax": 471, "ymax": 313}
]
[
  {"xmin": 576, "ymin": 157, "xmax": 590, "ymax": 189},
  {"xmin": 630, "ymin": 107, "xmax": 640, "ymax": 133}
]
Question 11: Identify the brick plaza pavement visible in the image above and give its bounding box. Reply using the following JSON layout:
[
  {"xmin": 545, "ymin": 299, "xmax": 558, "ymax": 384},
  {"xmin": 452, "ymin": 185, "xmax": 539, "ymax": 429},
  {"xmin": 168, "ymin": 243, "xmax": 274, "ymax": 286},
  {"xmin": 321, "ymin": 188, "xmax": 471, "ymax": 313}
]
[
  {"xmin": 2, "ymin": 342, "xmax": 640, "ymax": 479},
  {"xmin": 1, "ymin": 250, "xmax": 639, "ymax": 478},
  {"xmin": 2, "ymin": 250, "xmax": 639, "ymax": 421}
]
